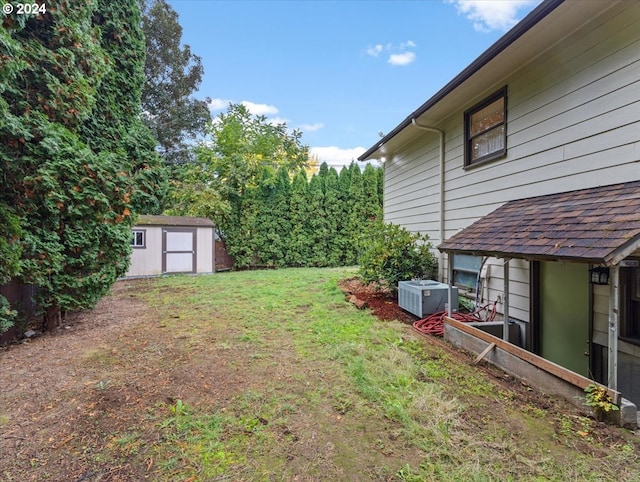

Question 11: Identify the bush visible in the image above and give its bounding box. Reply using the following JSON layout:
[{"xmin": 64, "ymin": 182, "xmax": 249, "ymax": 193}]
[
  {"xmin": 0, "ymin": 296, "xmax": 17, "ymax": 334},
  {"xmin": 358, "ymin": 220, "xmax": 438, "ymax": 294}
]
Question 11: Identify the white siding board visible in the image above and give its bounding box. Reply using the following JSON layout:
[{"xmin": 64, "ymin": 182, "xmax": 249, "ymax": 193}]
[
  {"xmin": 507, "ymin": 2, "xmax": 639, "ymax": 116},
  {"xmin": 445, "ymin": 143, "xmax": 637, "ymax": 214}
]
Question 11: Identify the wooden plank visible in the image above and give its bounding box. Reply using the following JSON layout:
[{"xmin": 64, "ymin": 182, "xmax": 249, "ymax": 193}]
[
  {"xmin": 443, "ymin": 316, "xmax": 621, "ymax": 404},
  {"xmin": 473, "ymin": 343, "xmax": 496, "ymax": 365}
]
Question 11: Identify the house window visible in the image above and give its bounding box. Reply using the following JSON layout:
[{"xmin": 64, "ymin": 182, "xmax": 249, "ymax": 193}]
[
  {"xmin": 452, "ymin": 254, "xmax": 482, "ymax": 291},
  {"xmin": 464, "ymin": 87, "xmax": 507, "ymax": 167},
  {"xmin": 620, "ymin": 266, "xmax": 640, "ymax": 344},
  {"xmin": 131, "ymin": 229, "xmax": 146, "ymax": 249}
]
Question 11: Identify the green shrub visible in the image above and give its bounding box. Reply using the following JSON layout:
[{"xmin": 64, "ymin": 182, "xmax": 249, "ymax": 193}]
[
  {"xmin": 0, "ymin": 296, "xmax": 17, "ymax": 334},
  {"xmin": 358, "ymin": 220, "xmax": 438, "ymax": 294}
]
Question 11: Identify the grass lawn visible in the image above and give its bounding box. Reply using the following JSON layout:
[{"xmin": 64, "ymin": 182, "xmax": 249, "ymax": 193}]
[{"xmin": 1, "ymin": 267, "xmax": 638, "ymax": 481}]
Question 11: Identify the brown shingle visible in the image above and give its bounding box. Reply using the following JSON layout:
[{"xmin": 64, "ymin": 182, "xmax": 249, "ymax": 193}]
[{"xmin": 438, "ymin": 180, "xmax": 640, "ymax": 265}]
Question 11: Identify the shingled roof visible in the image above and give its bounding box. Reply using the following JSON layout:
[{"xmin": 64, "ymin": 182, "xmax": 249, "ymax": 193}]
[
  {"xmin": 438, "ymin": 180, "xmax": 640, "ymax": 266},
  {"xmin": 135, "ymin": 215, "xmax": 214, "ymax": 228}
]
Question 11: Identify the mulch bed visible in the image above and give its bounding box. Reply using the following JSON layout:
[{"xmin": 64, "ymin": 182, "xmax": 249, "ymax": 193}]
[{"xmin": 338, "ymin": 277, "xmax": 417, "ymax": 324}]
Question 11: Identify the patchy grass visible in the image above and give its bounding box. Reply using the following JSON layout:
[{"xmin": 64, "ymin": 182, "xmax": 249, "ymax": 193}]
[{"xmin": 0, "ymin": 267, "xmax": 638, "ymax": 481}]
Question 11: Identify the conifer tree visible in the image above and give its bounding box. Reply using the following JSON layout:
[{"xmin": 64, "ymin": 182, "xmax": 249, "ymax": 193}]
[
  {"xmin": 1, "ymin": 0, "xmax": 165, "ymax": 330},
  {"xmin": 231, "ymin": 184, "xmax": 260, "ymax": 268},
  {"xmin": 344, "ymin": 163, "xmax": 367, "ymax": 265},
  {"xmin": 323, "ymin": 167, "xmax": 343, "ymax": 266},
  {"xmin": 362, "ymin": 163, "xmax": 381, "ymax": 221},
  {"xmin": 254, "ymin": 167, "xmax": 290, "ymax": 267},
  {"xmin": 287, "ymin": 170, "xmax": 312, "ymax": 266},
  {"xmin": 307, "ymin": 174, "xmax": 329, "ymax": 266}
]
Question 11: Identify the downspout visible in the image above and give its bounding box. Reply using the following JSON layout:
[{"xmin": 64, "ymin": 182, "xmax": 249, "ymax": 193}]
[{"xmin": 411, "ymin": 119, "xmax": 445, "ymax": 281}]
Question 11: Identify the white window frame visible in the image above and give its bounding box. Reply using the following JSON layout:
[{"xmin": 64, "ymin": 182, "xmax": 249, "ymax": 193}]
[{"xmin": 131, "ymin": 229, "xmax": 146, "ymax": 249}]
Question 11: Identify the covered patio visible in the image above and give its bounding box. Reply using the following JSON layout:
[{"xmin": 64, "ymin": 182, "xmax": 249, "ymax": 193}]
[{"xmin": 437, "ymin": 180, "xmax": 640, "ymax": 424}]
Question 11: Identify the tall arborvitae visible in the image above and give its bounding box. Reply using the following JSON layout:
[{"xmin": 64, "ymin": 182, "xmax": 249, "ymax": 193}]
[
  {"xmin": 1, "ymin": 0, "xmax": 165, "ymax": 330},
  {"xmin": 344, "ymin": 163, "xmax": 367, "ymax": 265},
  {"xmin": 362, "ymin": 163, "xmax": 381, "ymax": 221},
  {"xmin": 335, "ymin": 166, "xmax": 353, "ymax": 265},
  {"xmin": 307, "ymin": 174, "xmax": 329, "ymax": 266},
  {"xmin": 286, "ymin": 170, "xmax": 311, "ymax": 266},
  {"xmin": 323, "ymin": 167, "xmax": 343, "ymax": 266},
  {"xmin": 254, "ymin": 167, "xmax": 289, "ymax": 267},
  {"xmin": 232, "ymin": 184, "xmax": 260, "ymax": 268}
]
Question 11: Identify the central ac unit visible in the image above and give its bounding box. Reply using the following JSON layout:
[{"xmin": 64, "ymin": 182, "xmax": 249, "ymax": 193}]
[{"xmin": 398, "ymin": 280, "xmax": 458, "ymax": 318}]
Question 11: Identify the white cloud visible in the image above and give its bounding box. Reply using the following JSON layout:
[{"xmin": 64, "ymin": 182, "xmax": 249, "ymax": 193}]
[
  {"xmin": 366, "ymin": 40, "xmax": 417, "ymax": 66},
  {"xmin": 241, "ymin": 101, "xmax": 279, "ymax": 116},
  {"xmin": 447, "ymin": 0, "xmax": 539, "ymax": 32},
  {"xmin": 388, "ymin": 51, "xmax": 416, "ymax": 66},
  {"xmin": 310, "ymin": 146, "xmax": 367, "ymax": 169},
  {"xmin": 299, "ymin": 122, "xmax": 324, "ymax": 132},
  {"xmin": 206, "ymin": 98, "xmax": 280, "ymax": 117},
  {"xmin": 207, "ymin": 98, "xmax": 231, "ymax": 111},
  {"xmin": 266, "ymin": 116, "xmax": 291, "ymax": 126},
  {"xmin": 366, "ymin": 44, "xmax": 384, "ymax": 57}
]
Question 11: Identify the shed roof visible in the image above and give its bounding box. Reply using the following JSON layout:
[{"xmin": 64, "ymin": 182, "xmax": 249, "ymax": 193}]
[
  {"xmin": 134, "ymin": 215, "xmax": 214, "ymax": 228},
  {"xmin": 437, "ymin": 181, "xmax": 640, "ymax": 266}
]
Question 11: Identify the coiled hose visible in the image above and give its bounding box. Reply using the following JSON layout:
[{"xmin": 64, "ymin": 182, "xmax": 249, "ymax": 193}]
[{"xmin": 413, "ymin": 302, "xmax": 497, "ymax": 337}]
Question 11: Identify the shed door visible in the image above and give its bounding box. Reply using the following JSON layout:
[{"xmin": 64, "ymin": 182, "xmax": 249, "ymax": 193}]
[
  {"xmin": 539, "ymin": 262, "xmax": 590, "ymax": 377},
  {"xmin": 163, "ymin": 229, "xmax": 196, "ymax": 274}
]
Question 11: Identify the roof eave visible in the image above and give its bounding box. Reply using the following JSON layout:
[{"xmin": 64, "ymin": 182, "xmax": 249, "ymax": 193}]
[{"xmin": 436, "ymin": 246, "xmax": 605, "ymax": 265}]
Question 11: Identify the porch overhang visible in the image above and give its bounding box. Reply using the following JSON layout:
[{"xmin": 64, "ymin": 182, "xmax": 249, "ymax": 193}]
[
  {"xmin": 437, "ymin": 181, "xmax": 640, "ymax": 266},
  {"xmin": 438, "ymin": 180, "xmax": 640, "ymax": 398}
]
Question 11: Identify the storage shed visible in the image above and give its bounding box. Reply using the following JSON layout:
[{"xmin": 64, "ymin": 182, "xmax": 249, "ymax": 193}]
[{"xmin": 125, "ymin": 215, "xmax": 215, "ymax": 277}]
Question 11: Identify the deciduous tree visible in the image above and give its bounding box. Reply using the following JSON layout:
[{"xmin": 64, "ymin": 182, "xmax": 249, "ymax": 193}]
[{"xmin": 139, "ymin": 0, "xmax": 211, "ymax": 165}]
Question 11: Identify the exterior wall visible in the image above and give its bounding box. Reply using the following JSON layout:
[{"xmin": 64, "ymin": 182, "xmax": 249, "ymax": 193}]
[
  {"xmin": 127, "ymin": 226, "xmax": 163, "ymax": 277},
  {"xmin": 196, "ymin": 226, "xmax": 214, "ymax": 274},
  {"xmin": 384, "ymin": 0, "xmax": 640, "ymax": 327}
]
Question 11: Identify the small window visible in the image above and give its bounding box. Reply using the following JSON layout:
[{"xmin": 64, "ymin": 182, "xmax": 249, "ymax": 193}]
[
  {"xmin": 131, "ymin": 229, "xmax": 146, "ymax": 248},
  {"xmin": 620, "ymin": 266, "xmax": 640, "ymax": 344},
  {"xmin": 464, "ymin": 87, "xmax": 507, "ymax": 167},
  {"xmin": 453, "ymin": 254, "xmax": 482, "ymax": 291}
]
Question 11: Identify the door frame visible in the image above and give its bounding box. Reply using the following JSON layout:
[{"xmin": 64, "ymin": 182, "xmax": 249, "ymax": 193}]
[
  {"xmin": 162, "ymin": 228, "xmax": 197, "ymax": 274},
  {"xmin": 531, "ymin": 260, "xmax": 594, "ymax": 378}
]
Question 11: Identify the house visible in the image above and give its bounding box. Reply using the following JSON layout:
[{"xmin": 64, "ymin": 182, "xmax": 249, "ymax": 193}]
[
  {"xmin": 125, "ymin": 215, "xmax": 216, "ymax": 277},
  {"xmin": 359, "ymin": 0, "xmax": 640, "ymax": 414}
]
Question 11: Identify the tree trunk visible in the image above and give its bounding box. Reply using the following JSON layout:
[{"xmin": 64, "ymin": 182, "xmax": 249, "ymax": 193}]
[{"xmin": 44, "ymin": 304, "xmax": 62, "ymax": 332}]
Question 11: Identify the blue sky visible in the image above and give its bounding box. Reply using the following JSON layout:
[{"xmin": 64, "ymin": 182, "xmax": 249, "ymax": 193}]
[{"xmin": 168, "ymin": 0, "xmax": 542, "ymax": 168}]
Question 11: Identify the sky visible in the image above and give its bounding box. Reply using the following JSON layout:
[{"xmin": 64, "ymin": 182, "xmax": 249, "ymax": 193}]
[{"xmin": 167, "ymin": 0, "xmax": 542, "ymax": 169}]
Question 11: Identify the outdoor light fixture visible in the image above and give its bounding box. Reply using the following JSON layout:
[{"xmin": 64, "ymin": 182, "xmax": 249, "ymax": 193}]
[{"xmin": 589, "ymin": 267, "xmax": 610, "ymax": 285}]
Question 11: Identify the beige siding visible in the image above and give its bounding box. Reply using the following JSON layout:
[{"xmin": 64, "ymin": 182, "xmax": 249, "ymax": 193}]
[
  {"xmin": 196, "ymin": 227, "xmax": 214, "ymax": 274},
  {"xmin": 384, "ymin": 1, "xmax": 640, "ymax": 322},
  {"xmin": 127, "ymin": 226, "xmax": 163, "ymax": 277}
]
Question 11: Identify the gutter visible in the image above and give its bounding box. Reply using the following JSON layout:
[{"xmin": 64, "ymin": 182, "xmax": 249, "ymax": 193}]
[
  {"xmin": 358, "ymin": 0, "xmax": 564, "ymax": 162},
  {"xmin": 411, "ymin": 119, "xmax": 445, "ymax": 282}
]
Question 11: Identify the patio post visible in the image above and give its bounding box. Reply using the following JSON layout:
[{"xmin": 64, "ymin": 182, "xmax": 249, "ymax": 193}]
[
  {"xmin": 503, "ymin": 258, "xmax": 510, "ymax": 342},
  {"xmin": 448, "ymin": 254, "xmax": 454, "ymax": 317},
  {"xmin": 608, "ymin": 265, "xmax": 620, "ymax": 390}
]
